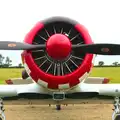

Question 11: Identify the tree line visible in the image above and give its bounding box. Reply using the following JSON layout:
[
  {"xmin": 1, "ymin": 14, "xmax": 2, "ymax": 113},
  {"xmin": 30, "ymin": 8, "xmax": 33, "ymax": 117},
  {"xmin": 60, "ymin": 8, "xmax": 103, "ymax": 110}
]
[
  {"xmin": 97, "ymin": 61, "xmax": 120, "ymax": 67},
  {"xmin": 0, "ymin": 53, "xmax": 119, "ymax": 68},
  {"xmin": 0, "ymin": 54, "xmax": 23, "ymax": 68}
]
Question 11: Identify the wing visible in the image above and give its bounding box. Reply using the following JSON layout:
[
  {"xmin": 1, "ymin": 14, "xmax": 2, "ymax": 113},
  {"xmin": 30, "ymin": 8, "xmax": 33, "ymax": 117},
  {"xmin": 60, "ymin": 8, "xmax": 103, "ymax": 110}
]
[
  {"xmin": 0, "ymin": 83, "xmax": 51, "ymax": 99},
  {"xmin": 82, "ymin": 77, "xmax": 110, "ymax": 84},
  {"xmin": 5, "ymin": 77, "xmax": 33, "ymax": 85},
  {"xmin": 62, "ymin": 82, "xmax": 120, "ymax": 104},
  {"xmin": 79, "ymin": 83, "xmax": 120, "ymax": 97}
]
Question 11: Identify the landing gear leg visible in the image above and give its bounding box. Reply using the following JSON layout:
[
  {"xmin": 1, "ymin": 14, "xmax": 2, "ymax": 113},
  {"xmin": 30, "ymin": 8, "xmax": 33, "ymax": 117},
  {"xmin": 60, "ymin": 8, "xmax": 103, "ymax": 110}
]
[
  {"xmin": 112, "ymin": 97, "xmax": 120, "ymax": 120},
  {"xmin": 0, "ymin": 98, "xmax": 5, "ymax": 120},
  {"xmin": 56, "ymin": 104, "xmax": 61, "ymax": 110}
]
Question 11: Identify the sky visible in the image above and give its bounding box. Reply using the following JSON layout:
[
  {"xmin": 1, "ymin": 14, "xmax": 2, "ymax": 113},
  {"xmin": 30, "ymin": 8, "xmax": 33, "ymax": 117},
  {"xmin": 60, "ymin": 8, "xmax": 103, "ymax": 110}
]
[{"xmin": 0, "ymin": 0, "xmax": 120, "ymax": 65}]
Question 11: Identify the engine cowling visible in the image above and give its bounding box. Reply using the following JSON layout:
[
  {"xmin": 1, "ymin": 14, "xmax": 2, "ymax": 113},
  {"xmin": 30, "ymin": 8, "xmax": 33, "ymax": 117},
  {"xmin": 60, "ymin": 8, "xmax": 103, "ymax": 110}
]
[{"xmin": 21, "ymin": 17, "xmax": 93, "ymax": 90}]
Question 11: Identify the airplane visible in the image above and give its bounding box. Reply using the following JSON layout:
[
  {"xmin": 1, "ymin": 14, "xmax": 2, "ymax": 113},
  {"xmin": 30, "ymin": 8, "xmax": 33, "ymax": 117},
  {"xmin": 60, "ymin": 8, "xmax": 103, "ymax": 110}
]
[{"xmin": 0, "ymin": 16, "xmax": 120, "ymax": 120}]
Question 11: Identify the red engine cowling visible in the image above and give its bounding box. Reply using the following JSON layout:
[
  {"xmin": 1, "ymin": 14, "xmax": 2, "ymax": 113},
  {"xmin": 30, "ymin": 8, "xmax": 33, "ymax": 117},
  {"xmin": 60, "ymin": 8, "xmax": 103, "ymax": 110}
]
[{"xmin": 21, "ymin": 17, "xmax": 93, "ymax": 90}]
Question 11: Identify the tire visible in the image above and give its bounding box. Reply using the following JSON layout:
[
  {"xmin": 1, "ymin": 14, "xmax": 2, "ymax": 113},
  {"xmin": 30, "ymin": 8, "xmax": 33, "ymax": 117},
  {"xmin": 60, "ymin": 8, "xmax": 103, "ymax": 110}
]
[
  {"xmin": 22, "ymin": 70, "xmax": 29, "ymax": 79},
  {"xmin": 115, "ymin": 114, "xmax": 120, "ymax": 120}
]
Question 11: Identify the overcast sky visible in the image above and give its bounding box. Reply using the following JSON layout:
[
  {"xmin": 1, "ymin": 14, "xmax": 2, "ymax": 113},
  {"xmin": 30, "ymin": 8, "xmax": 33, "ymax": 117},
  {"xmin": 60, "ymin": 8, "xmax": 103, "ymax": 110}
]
[{"xmin": 0, "ymin": 0, "xmax": 120, "ymax": 65}]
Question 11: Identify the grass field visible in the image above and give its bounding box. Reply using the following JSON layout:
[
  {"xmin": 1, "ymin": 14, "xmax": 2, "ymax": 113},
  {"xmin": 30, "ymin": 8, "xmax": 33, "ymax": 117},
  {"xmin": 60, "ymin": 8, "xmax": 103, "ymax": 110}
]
[
  {"xmin": 0, "ymin": 68, "xmax": 23, "ymax": 84},
  {"xmin": 90, "ymin": 67, "xmax": 120, "ymax": 83},
  {"xmin": 0, "ymin": 67, "xmax": 119, "ymax": 120},
  {"xmin": 0, "ymin": 67, "xmax": 120, "ymax": 84}
]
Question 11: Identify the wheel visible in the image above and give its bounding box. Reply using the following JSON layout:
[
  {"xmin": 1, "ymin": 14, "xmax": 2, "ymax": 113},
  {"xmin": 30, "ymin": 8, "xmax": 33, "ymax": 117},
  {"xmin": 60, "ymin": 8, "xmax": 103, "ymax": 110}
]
[
  {"xmin": 115, "ymin": 114, "xmax": 120, "ymax": 120},
  {"xmin": 22, "ymin": 70, "xmax": 29, "ymax": 79},
  {"xmin": 56, "ymin": 105, "xmax": 61, "ymax": 110}
]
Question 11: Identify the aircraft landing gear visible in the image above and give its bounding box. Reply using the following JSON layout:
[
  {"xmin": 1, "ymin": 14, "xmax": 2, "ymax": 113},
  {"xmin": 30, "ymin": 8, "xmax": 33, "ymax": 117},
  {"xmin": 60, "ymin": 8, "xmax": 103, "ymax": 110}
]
[
  {"xmin": 56, "ymin": 104, "xmax": 61, "ymax": 110},
  {"xmin": 53, "ymin": 92, "xmax": 65, "ymax": 111},
  {"xmin": 112, "ymin": 97, "xmax": 120, "ymax": 120},
  {"xmin": 0, "ymin": 98, "xmax": 5, "ymax": 120}
]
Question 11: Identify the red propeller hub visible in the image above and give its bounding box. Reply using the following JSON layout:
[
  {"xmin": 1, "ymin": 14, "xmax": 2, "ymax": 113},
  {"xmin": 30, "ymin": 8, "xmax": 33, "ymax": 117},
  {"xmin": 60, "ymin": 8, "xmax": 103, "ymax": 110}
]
[{"xmin": 46, "ymin": 34, "xmax": 72, "ymax": 60}]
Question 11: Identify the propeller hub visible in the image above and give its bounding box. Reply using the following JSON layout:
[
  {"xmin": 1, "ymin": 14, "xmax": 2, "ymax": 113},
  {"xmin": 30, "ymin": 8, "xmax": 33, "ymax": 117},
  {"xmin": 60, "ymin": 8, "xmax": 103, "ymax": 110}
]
[{"xmin": 46, "ymin": 34, "xmax": 71, "ymax": 60}]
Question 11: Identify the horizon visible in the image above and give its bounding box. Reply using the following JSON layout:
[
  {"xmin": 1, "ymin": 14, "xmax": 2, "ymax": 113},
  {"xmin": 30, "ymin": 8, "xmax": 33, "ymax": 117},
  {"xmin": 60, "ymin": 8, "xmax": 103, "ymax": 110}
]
[{"xmin": 0, "ymin": 0, "xmax": 120, "ymax": 66}]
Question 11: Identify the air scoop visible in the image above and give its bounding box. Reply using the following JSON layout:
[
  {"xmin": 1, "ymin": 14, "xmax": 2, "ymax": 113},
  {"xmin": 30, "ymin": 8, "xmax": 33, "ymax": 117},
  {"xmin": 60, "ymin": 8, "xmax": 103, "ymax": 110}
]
[{"xmin": 46, "ymin": 34, "xmax": 71, "ymax": 60}]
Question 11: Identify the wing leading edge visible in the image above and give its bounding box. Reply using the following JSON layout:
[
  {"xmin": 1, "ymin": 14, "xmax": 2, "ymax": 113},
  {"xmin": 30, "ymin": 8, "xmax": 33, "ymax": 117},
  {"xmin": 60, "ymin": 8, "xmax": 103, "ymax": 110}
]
[
  {"xmin": 0, "ymin": 83, "xmax": 50, "ymax": 98},
  {"xmin": 77, "ymin": 83, "xmax": 120, "ymax": 97}
]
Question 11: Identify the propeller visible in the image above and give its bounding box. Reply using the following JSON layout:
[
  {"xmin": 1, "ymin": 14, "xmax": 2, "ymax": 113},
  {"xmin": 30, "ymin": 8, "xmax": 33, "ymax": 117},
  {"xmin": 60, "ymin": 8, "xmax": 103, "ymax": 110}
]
[
  {"xmin": 72, "ymin": 43, "xmax": 120, "ymax": 55},
  {"xmin": 0, "ymin": 41, "xmax": 120, "ymax": 55},
  {"xmin": 0, "ymin": 41, "xmax": 45, "ymax": 50}
]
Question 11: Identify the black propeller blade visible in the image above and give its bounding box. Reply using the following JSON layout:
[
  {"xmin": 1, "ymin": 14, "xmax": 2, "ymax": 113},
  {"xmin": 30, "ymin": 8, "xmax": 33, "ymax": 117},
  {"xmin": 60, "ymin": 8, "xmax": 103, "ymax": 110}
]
[
  {"xmin": 72, "ymin": 43, "xmax": 120, "ymax": 55},
  {"xmin": 0, "ymin": 41, "xmax": 45, "ymax": 50},
  {"xmin": 0, "ymin": 41, "xmax": 120, "ymax": 55}
]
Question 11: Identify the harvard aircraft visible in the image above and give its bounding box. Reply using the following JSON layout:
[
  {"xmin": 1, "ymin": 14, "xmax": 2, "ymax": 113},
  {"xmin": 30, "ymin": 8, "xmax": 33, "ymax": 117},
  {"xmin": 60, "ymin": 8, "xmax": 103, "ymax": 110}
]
[{"xmin": 0, "ymin": 16, "xmax": 120, "ymax": 120}]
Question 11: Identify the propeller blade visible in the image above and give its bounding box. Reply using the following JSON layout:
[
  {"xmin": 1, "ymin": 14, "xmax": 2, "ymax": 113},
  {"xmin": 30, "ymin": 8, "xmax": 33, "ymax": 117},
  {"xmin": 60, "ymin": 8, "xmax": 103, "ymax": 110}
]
[
  {"xmin": 72, "ymin": 43, "xmax": 120, "ymax": 55},
  {"xmin": 0, "ymin": 41, "xmax": 45, "ymax": 50}
]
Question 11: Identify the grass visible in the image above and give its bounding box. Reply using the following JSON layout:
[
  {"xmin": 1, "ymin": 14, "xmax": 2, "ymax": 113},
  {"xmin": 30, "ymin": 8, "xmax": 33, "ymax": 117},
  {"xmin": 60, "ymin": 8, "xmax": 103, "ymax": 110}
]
[
  {"xmin": 90, "ymin": 67, "xmax": 120, "ymax": 83},
  {"xmin": 0, "ymin": 67, "xmax": 120, "ymax": 84},
  {"xmin": 0, "ymin": 68, "xmax": 23, "ymax": 84}
]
